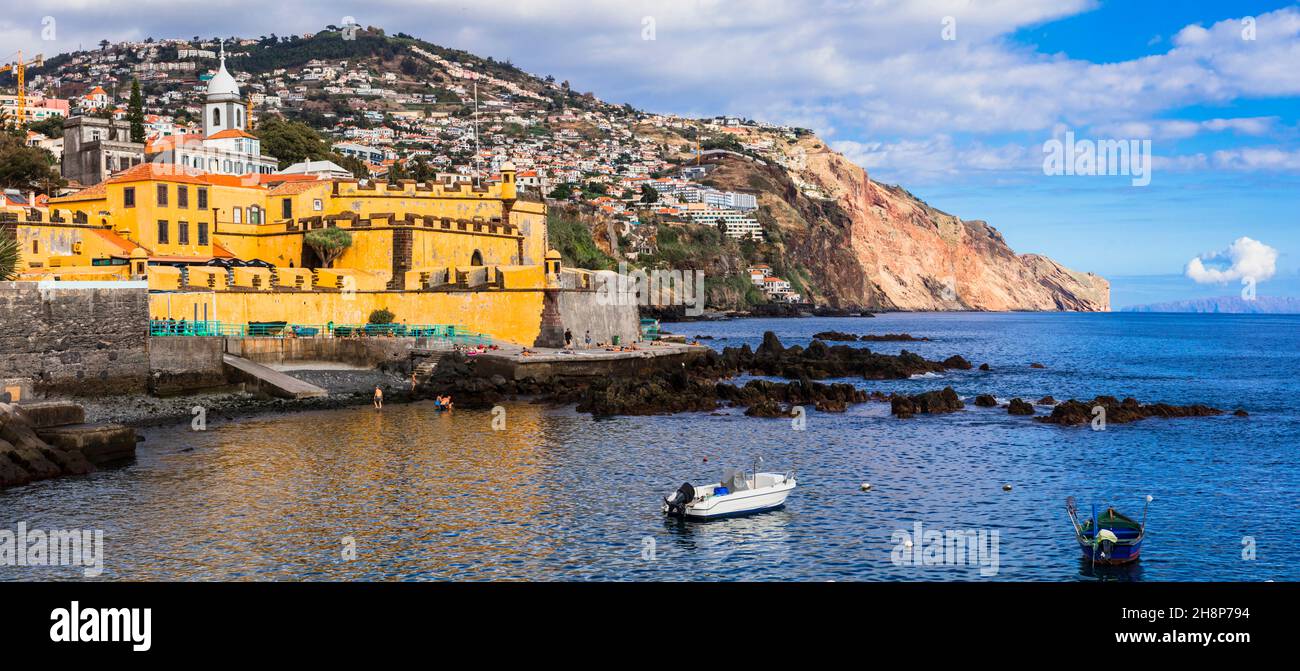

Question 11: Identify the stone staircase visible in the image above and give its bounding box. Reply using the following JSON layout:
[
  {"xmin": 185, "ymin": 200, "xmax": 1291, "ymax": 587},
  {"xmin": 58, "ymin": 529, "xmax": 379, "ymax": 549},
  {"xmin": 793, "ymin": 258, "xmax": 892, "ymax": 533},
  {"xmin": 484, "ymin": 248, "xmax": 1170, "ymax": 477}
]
[{"xmin": 413, "ymin": 350, "xmax": 451, "ymax": 384}]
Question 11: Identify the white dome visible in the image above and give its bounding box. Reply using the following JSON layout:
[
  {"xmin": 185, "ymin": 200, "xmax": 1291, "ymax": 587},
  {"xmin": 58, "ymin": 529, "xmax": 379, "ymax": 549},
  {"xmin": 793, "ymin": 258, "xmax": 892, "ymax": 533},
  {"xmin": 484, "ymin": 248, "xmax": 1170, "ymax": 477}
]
[{"xmin": 206, "ymin": 60, "xmax": 240, "ymax": 98}]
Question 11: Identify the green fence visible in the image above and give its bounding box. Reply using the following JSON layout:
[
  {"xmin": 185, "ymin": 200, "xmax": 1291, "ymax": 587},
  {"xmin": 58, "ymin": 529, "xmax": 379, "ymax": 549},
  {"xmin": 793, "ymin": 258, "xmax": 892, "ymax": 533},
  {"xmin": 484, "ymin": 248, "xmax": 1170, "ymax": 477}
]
[{"xmin": 149, "ymin": 320, "xmax": 492, "ymax": 344}]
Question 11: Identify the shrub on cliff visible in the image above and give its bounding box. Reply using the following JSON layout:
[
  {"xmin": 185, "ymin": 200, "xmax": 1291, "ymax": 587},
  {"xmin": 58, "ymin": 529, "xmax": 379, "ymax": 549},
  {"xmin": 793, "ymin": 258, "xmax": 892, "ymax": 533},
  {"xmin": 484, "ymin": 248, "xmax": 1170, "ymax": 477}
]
[{"xmin": 368, "ymin": 308, "xmax": 395, "ymax": 325}]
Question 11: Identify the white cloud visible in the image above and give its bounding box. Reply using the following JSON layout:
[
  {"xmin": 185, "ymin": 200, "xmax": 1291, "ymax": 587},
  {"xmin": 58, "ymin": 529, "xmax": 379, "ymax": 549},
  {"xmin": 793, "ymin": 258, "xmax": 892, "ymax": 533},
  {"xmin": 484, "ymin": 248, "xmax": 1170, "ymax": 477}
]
[{"xmin": 1185, "ymin": 237, "xmax": 1279, "ymax": 284}]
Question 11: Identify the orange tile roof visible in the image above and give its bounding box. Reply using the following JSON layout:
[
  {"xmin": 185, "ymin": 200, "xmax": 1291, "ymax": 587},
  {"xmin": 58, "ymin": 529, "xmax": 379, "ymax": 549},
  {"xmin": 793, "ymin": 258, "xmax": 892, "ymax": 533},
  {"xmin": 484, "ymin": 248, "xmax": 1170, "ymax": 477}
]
[
  {"xmin": 257, "ymin": 173, "xmax": 319, "ymax": 184},
  {"xmin": 89, "ymin": 228, "xmax": 146, "ymax": 255},
  {"xmin": 145, "ymin": 133, "xmax": 202, "ymax": 153},
  {"xmin": 48, "ymin": 182, "xmax": 109, "ymax": 203},
  {"xmin": 50, "ymin": 163, "xmax": 269, "ymax": 202},
  {"xmin": 206, "ymin": 128, "xmax": 258, "ymax": 140},
  {"xmin": 212, "ymin": 242, "xmax": 236, "ymax": 259}
]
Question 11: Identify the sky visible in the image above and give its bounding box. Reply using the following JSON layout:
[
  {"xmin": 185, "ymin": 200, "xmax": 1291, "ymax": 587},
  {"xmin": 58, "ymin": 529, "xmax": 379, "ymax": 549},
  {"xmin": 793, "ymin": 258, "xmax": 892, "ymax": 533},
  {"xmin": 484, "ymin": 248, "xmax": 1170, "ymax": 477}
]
[{"xmin": 3, "ymin": 0, "xmax": 1298, "ymax": 306}]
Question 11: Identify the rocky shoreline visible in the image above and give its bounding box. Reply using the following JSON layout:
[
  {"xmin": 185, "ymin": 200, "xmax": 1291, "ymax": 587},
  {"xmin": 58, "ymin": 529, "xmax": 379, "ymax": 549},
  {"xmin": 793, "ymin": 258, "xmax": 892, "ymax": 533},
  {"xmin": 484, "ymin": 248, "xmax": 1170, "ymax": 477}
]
[
  {"xmin": 415, "ymin": 331, "xmax": 1241, "ymax": 426},
  {"xmin": 78, "ymin": 368, "xmax": 413, "ymax": 428}
]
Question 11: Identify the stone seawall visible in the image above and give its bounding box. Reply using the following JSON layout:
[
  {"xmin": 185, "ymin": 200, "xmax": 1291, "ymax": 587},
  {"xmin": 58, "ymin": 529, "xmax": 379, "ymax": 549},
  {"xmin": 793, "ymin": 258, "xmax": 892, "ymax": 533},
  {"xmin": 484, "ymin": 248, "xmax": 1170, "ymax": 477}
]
[
  {"xmin": 224, "ymin": 336, "xmax": 418, "ymax": 368},
  {"xmin": 148, "ymin": 337, "xmax": 227, "ymax": 395},
  {"xmin": 557, "ymin": 288, "xmax": 641, "ymax": 347},
  {"xmin": 0, "ymin": 281, "xmax": 150, "ymax": 396}
]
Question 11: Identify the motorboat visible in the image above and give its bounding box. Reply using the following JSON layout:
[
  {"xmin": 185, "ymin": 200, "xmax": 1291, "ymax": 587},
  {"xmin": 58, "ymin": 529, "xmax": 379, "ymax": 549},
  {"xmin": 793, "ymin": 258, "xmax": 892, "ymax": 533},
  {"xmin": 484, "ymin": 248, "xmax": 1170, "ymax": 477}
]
[
  {"xmin": 663, "ymin": 463, "xmax": 796, "ymax": 520},
  {"xmin": 1066, "ymin": 495, "xmax": 1151, "ymax": 565}
]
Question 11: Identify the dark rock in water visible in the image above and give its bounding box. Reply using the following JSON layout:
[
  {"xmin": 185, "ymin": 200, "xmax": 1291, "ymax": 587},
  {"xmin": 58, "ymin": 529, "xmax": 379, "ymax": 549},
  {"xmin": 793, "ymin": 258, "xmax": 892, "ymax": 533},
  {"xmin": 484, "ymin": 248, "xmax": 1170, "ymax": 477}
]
[
  {"xmin": 974, "ymin": 395, "xmax": 998, "ymax": 407},
  {"xmin": 813, "ymin": 331, "xmax": 859, "ymax": 341},
  {"xmin": 694, "ymin": 335, "xmax": 714, "ymax": 340},
  {"xmin": 815, "ymin": 399, "xmax": 847, "ymax": 412},
  {"xmin": 1233, "ymin": 408, "xmax": 1249, "ymax": 417},
  {"xmin": 891, "ymin": 387, "xmax": 964, "ymax": 419},
  {"xmin": 1030, "ymin": 362, "xmax": 1047, "ymax": 369},
  {"xmin": 943, "ymin": 355, "xmax": 973, "ymax": 370},
  {"xmin": 756, "ymin": 331, "xmax": 786, "ymax": 357},
  {"xmin": 979, "ymin": 363, "xmax": 991, "ymax": 371},
  {"xmin": 744, "ymin": 400, "xmax": 795, "ymax": 418},
  {"xmin": 860, "ymin": 333, "xmax": 930, "ymax": 342},
  {"xmin": 577, "ymin": 372, "xmax": 720, "ymax": 417},
  {"xmin": 1037, "ymin": 396, "xmax": 1057, "ymax": 405},
  {"xmin": 703, "ymin": 332, "xmax": 952, "ymax": 381},
  {"xmin": 1007, "ymin": 398, "xmax": 1035, "ymax": 415},
  {"xmin": 1037, "ymin": 396, "xmax": 1223, "ymax": 426}
]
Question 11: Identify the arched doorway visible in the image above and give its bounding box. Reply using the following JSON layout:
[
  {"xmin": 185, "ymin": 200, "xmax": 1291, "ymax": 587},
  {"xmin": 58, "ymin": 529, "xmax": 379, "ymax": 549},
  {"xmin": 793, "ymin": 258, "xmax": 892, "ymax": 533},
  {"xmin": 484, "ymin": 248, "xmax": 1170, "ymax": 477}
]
[{"xmin": 470, "ymin": 250, "xmax": 483, "ymax": 266}]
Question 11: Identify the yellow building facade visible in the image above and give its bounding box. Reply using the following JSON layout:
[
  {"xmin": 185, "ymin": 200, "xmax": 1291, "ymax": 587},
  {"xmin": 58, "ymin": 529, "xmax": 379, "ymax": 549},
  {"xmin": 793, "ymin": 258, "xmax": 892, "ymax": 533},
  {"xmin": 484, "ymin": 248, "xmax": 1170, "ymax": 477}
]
[{"xmin": 2, "ymin": 162, "xmax": 564, "ymax": 345}]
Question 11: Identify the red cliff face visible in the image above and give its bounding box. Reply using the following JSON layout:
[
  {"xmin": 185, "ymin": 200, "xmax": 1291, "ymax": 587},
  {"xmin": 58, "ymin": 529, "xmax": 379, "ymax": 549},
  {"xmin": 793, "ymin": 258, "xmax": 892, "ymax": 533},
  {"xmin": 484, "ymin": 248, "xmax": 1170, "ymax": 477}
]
[{"xmin": 708, "ymin": 137, "xmax": 1109, "ymax": 311}]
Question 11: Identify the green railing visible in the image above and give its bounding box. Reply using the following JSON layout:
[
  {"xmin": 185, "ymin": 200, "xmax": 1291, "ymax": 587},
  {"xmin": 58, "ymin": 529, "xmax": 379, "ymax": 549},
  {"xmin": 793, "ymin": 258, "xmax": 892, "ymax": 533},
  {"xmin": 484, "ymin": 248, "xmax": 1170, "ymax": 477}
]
[{"xmin": 149, "ymin": 320, "xmax": 492, "ymax": 344}]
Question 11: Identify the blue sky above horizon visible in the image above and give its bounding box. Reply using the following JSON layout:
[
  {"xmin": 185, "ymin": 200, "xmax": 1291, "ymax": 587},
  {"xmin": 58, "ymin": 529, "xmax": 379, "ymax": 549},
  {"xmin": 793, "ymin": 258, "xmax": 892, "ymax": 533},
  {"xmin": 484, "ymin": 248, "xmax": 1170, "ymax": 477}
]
[{"xmin": 3, "ymin": 0, "xmax": 1297, "ymax": 307}]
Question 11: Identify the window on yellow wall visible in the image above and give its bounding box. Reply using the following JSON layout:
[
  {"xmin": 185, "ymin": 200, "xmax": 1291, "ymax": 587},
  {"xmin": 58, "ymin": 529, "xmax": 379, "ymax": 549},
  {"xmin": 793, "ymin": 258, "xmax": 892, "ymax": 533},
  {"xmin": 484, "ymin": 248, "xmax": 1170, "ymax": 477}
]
[
  {"xmin": 157, "ymin": 184, "xmax": 168, "ymax": 206},
  {"xmin": 178, "ymin": 186, "xmax": 188, "ymax": 209},
  {"xmin": 281, "ymin": 198, "xmax": 293, "ymax": 219},
  {"xmin": 178, "ymin": 221, "xmax": 189, "ymax": 245},
  {"xmin": 233, "ymin": 208, "xmax": 242, "ymax": 224},
  {"xmin": 198, "ymin": 222, "xmax": 209, "ymax": 246},
  {"xmin": 157, "ymin": 220, "xmax": 169, "ymax": 244},
  {"xmin": 124, "ymin": 187, "xmax": 135, "ymax": 208},
  {"xmin": 197, "ymin": 188, "xmax": 208, "ymax": 210}
]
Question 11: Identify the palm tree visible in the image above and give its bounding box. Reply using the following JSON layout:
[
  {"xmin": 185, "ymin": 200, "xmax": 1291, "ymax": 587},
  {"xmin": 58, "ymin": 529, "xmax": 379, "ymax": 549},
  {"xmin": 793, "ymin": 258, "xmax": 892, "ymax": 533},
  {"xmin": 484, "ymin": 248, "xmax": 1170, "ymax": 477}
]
[{"xmin": 0, "ymin": 234, "xmax": 21, "ymax": 280}]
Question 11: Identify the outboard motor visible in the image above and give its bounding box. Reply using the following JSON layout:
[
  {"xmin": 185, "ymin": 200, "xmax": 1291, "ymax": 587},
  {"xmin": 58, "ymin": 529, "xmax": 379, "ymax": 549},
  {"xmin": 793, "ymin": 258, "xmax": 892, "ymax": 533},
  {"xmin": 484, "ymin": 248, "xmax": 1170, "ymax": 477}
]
[
  {"xmin": 1096, "ymin": 529, "xmax": 1119, "ymax": 561},
  {"xmin": 663, "ymin": 482, "xmax": 695, "ymax": 516}
]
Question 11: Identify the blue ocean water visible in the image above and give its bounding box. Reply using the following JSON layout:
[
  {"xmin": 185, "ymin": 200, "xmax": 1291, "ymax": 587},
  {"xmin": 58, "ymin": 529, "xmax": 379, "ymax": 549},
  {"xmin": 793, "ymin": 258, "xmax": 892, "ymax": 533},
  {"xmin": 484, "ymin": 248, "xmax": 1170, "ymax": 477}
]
[{"xmin": 2, "ymin": 313, "xmax": 1296, "ymax": 581}]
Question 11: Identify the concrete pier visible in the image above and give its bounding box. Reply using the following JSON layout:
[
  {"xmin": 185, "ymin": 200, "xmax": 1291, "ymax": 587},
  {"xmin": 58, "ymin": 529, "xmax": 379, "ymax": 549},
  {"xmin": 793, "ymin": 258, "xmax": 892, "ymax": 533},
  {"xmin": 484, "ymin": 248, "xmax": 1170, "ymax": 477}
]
[
  {"xmin": 465, "ymin": 342, "xmax": 711, "ymax": 383},
  {"xmin": 222, "ymin": 354, "xmax": 329, "ymax": 399}
]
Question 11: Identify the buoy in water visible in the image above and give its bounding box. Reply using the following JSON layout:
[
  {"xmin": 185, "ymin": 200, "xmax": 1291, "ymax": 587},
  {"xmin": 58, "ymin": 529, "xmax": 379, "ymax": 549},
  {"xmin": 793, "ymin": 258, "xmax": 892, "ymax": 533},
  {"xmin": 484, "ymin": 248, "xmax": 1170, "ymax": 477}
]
[
  {"xmin": 860, "ymin": 483, "xmax": 872, "ymax": 491},
  {"xmin": 1002, "ymin": 484, "xmax": 1013, "ymax": 491}
]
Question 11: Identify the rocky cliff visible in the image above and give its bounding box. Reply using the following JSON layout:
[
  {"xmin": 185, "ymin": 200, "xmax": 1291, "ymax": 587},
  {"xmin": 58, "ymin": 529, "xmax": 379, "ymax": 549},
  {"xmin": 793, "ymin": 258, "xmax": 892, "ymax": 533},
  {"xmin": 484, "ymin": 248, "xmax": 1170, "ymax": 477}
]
[{"xmin": 698, "ymin": 136, "xmax": 1110, "ymax": 311}]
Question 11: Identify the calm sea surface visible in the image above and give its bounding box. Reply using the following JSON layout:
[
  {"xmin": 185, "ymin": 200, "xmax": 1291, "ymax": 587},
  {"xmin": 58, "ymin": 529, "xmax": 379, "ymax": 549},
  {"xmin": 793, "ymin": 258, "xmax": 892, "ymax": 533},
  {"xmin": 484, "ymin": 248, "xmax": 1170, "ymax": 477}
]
[{"xmin": 3, "ymin": 313, "xmax": 1296, "ymax": 581}]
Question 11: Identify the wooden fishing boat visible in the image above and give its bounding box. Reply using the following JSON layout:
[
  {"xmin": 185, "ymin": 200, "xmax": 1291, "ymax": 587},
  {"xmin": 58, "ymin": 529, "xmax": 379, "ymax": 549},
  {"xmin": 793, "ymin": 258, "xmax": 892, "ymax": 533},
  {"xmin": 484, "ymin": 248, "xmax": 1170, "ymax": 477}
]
[{"xmin": 1066, "ymin": 496, "xmax": 1151, "ymax": 565}]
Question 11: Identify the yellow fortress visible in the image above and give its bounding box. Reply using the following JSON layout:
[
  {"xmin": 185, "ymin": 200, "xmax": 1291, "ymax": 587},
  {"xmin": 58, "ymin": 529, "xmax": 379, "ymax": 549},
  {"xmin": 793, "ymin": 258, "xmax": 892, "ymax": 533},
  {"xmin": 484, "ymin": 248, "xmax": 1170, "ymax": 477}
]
[{"xmin": 1, "ymin": 162, "xmax": 630, "ymax": 347}]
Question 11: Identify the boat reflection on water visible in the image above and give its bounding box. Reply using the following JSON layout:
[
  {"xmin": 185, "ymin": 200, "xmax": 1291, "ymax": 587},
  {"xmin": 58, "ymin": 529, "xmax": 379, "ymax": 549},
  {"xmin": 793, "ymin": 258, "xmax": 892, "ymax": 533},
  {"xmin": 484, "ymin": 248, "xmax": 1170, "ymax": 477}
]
[
  {"xmin": 661, "ymin": 507, "xmax": 795, "ymax": 567},
  {"xmin": 1078, "ymin": 558, "xmax": 1145, "ymax": 582}
]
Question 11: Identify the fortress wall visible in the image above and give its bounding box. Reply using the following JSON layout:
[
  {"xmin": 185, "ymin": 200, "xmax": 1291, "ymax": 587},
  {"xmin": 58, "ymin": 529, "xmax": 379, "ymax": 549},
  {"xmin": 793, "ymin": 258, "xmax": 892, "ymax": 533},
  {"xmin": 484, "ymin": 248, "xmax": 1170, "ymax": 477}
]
[
  {"xmin": 149, "ymin": 289, "xmax": 547, "ymax": 345},
  {"xmin": 0, "ymin": 281, "xmax": 150, "ymax": 396}
]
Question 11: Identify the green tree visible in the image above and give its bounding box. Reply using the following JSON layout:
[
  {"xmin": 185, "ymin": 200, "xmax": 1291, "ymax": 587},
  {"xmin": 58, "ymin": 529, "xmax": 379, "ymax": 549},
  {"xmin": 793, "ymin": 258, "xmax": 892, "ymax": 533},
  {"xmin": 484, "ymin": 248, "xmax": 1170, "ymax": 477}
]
[
  {"xmin": 303, "ymin": 227, "xmax": 353, "ymax": 268},
  {"xmin": 254, "ymin": 116, "xmax": 335, "ymax": 169},
  {"xmin": 0, "ymin": 234, "xmax": 20, "ymax": 280},
  {"xmin": 639, "ymin": 184, "xmax": 659, "ymax": 204},
  {"xmin": 127, "ymin": 79, "xmax": 146, "ymax": 143},
  {"xmin": 333, "ymin": 153, "xmax": 369, "ymax": 179},
  {"xmin": 547, "ymin": 182, "xmax": 575, "ymax": 200},
  {"xmin": 26, "ymin": 115, "xmax": 65, "ymax": 139},
  {"xmin": 0, "ymin": 134, "xmax": 63, "ymax": 194}
]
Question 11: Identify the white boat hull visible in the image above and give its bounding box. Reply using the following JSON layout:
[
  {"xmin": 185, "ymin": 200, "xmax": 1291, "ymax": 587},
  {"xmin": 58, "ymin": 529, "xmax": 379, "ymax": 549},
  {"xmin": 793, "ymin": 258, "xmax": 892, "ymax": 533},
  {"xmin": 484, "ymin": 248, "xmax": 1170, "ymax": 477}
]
[{"xmin": 664, "ymin": 472, "xmax": 796, "ymax": 520}]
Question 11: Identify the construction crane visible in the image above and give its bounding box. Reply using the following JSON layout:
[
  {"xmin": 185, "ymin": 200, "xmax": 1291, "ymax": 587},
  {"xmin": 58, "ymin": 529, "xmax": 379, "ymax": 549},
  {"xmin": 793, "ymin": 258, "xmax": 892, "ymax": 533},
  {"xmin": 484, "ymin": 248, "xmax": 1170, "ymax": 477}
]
[{"xmin": 0, "ymin": 51, "xmax": 45, "ymax": 128}]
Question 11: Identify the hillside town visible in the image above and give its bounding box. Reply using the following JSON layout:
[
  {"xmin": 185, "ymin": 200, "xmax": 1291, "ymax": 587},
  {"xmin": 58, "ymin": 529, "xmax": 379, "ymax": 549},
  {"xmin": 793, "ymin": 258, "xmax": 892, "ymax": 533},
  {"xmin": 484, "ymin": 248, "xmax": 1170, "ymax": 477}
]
[{"xmin": 1, "ymin": 28, "xmax": 817, "ymax": 304}]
